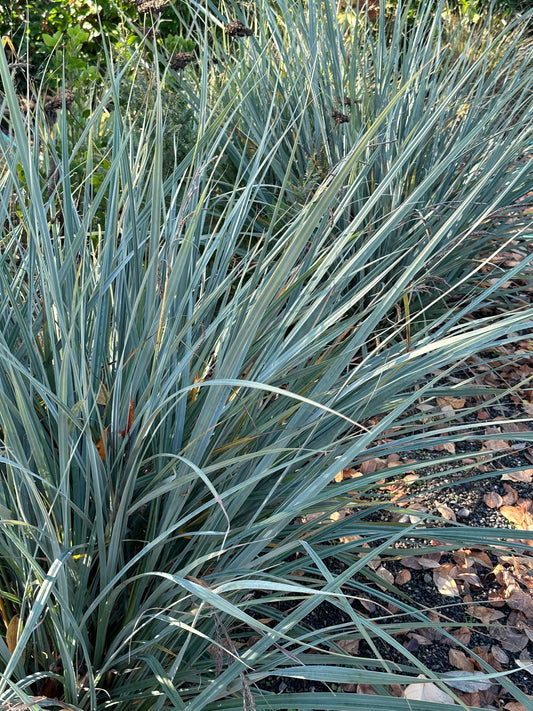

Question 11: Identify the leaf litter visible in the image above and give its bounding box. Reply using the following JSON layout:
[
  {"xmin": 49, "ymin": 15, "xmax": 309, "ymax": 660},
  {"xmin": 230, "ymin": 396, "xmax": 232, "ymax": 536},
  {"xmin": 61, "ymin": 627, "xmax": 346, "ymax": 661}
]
[{"xmin": 289, "ymin": 336, "xmax": 533, "ymax": 708}]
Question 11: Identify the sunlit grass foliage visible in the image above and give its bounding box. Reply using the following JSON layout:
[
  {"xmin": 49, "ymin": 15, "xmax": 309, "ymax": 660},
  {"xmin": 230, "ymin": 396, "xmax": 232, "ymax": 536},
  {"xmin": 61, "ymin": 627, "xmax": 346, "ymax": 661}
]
[{"xmin": 0, "ymin": 1, "xmax": 532, "ymax": 709}]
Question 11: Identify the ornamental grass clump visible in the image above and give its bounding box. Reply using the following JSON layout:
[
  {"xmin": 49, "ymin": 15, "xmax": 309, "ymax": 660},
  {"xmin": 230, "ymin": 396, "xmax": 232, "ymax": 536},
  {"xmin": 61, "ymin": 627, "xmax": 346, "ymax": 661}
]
[{"xmin": 0, "ymin": 1, "xmax": 532, "ymax": 709}]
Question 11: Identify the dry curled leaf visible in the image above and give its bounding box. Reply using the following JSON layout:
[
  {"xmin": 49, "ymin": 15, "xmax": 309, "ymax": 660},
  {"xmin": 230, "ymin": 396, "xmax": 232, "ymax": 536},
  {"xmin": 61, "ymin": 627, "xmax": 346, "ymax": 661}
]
[
  {"xmin": 376, "ymin": 566, "xmax": 394, "ymax": 585},
  {"xmin": 502, "ymin": 469, "xmax": 533, "ymax": 483},
  {"xmin": 437, "ymin": 504, "xmax": 456, "ymax": 521},
  {"xmin": 493, "ymin": 626, "xmax": 529, "ymax": 652},
  {"xmin": 403, "ymin": 677, "xmax": 455, "ymax": 703},
  {"xmin": 395, "ymin": 569, "xmax": 411, "ymax": 585},
  {"xmin": 491, "ymin": 644, "xmax": 509, "ymax": 665},
  {"xmin": 337, "ymin": 638, "xmax": 360, "ymax": 655},
  {"xmin": 502, "ymin": 484, "xmax": 518, "ymax": 505},
  {"xmin": 484, "ymin": 491, "xmax": 503, "ymax": 509},
  {"xmin": 449, "ymin": 648, "xmax": 475, "ymax": 671},
  {"xmin": 505, "ymin": 702, "xmax": 533, "ymax": 711},
  {"xmin": 434, "ymin": 441, "xmax": 456, "ymax": 454},
  {"xmin": 360, "ymin": 458, "xmax": 385, "ymax": 475},
  {"xmin": 436, "ymin": 396, "xmax": 466, "ymax": 409},
  {"xmin": 434, "ymin": 565, "xmax": 460, "ymax": 597},
  {"xmin": 454, "ymin": 627, "xmax": 472, "ymax": 645},
  {"xmin": 483, "ymin": 438, "xmax": 510, "ymax": 452},
  {"xmin": 501, "ymin": 504, "xmax": 533, "ymax": 530},
  {"xmin": 507, "ymin": 589, "xmax": 533, "ymax": 618},
  {"xmin": 418, "ymin": 553, "xmax": 442, "ymax": 568}
]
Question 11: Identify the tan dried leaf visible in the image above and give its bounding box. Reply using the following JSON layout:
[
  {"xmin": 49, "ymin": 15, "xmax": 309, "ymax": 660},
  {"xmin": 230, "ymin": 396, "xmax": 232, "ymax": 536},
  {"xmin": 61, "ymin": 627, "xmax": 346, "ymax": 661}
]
[
  {"xmin": 356, "ymin": 684, "xmax": 378, "ymax": 695},
  {"xmin": 466, "ymin": 550, "xmax": 493, "ymax": 568},
  {"xmin": 376, "ymin": 566, "xmax": 394, "ymax": 585},
  {"xmin": 483, "ymin": 439, "xmax": 511, "ymax": 452},
  {"xmin": 403, "ymin": 473, "xmax": 419, "ymax": 484},
  {"xmin": 505, "ymin": 702, "xmax": 532, "ymax": 711},
  {"xmin": 472, "ymin": 606, "xmax": 505, "ymax": 624},
  {"xmin": 454, "ymin": 627, "xmax": 472, "ymax": 645},
  {"xmin": 344, "ymin": 468, "xmax": 363, "ymax": 479},
  {"xmin": 501, "ymin": 505, "xmax": 525, "ymax": 527},
  {"xmin": 434, "ymin": 566, "xmax": 460, "ymax": 597},
  {"xmin": 457, "ymin": 571, "xmax": 482, "ymax": 588},
  {"xmin": 337, "ymin": 638, "xmax": 360, "ymax": 655},
  {"xmin": 491, "ymin": 644, "xmax": 509, "ymax": 665},
  {"xmin": 96, "ymin": 383, "xmax": 110, "ymax": 406},
  {"xmin": 493, "ymin": 627, "xmax": 529, "ymax": 652},
  {"xmin": 434, "ymin": 441, "xmax": 456, "ymax": 454},
  {"xmin": 514, "ymin": 659, "xmax": 533, "ymax": 675},
  {"xmin": 507, "ymin": 589, "xmax": 533, "ymax": 618},
  {"xmin": 403, "ymin": 678, "xmax": 455, "ymax": 703},
  {"xmin": 437, "ymin": 396, "xmax": 466, "ymax": 409},
  {"xmin": 402, "ymin": 556, "xmax": 423, "ymax": 569},
  {"xmin": 329, "ymin": 510, "xmax": 346, "ymax": 522},
  {"xmin": 360, "ymin": 459, "xmax": 378, "ymax": 475},
  {"xmin": 484, "ymin": 491, "xmax": 503, "ymax": 509},
  {"xmin": 418, "ymin": 556, "xmax": 443, "ymax": 570},
  {"xmin": 449, "ymin": 648, "xmax": 475, "ymax": 671},
  {"xmin": 408, "ymin": 633, "xmax": 432, "ymax": 646},
  {"xmin": 437, "ymin": 504, "xmax": 456, "ymax": 521},
  {"xmin": 395, "ymin": 569, "xmax": 411, "ymax": 585},
  {"xmin": 502, "ymin": 469, "xmax": 533, "ymax": 483},
  {"xmin": 502, "ymin": 484, "xmax": 519, "ymax": 506}
]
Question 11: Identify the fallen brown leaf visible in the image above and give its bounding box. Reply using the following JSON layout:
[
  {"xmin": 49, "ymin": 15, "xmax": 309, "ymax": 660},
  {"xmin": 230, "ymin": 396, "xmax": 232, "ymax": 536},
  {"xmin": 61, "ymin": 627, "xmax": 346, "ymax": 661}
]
[
  {"xmin": 507, "ymin": 589, "xmax": 533, "ymax": 618},
  {"xmin": 505, "ymin": 700, "xmax": 533, "ymax": 710},
  {"xmin": 356, "ymin": 683, "xmax": 378, "ymax": 695},
  {"xmin": 417, "ymin": 553, "xmax": 442, "ymax": 568},
  {"xmin": 395, "ymin": 569, "xmax": 411, "ymax": 585},
  {"xmin": 376, "ymin": 566, "xmax": 394, "ymax": 586},
  {"xmin": 434, "ymin": 442, "xmax": 456, "ymax": 454},
  {"xmin": 483, "ymin": 439, "xmax": 511, "ymax": 452},
  {"xmin": 502, "ymin": 483, "xmax": 519, "ymax": 505},
  {"xmin": 471, "ymin": 606, "xmax": 506, "ymax": 624},
  {"xmin": 434, "ymin": 564, "xmax": 460, "ymax": 597},
  {"xmin": 337, "ymin": 638, "xmax": 360, "ymax": 655},
  {"xmin": 484, "ymin": 491, "xmax": 503, "ymax": 509},
  {"xmin": 449, "ymin": 648, "xmax": 475, "ymax": 671},
  {"xmin": 453, "ymin": 627, "xmax": 472, "ymax": 645},
  {"xmin": 490, "ymin": 644, "xmax": 509, "ymax": 665},
  {"xmin": 437, "ymin": 504, "xmax": 456, "ymax": 521},
  {"xmin": 437, "ymin": 396, "xmax": 466, "ymax": 409},
  {"xmin": 493, "ymin": 626, "xmax": 529, "ymax": 652},
  {"xmin": 403, "ymin": 677, "xmax": 455, "ymax": 703},
  {"xmin": 502, "ymin": 469, "xmax": 533, "ymax": 483}
]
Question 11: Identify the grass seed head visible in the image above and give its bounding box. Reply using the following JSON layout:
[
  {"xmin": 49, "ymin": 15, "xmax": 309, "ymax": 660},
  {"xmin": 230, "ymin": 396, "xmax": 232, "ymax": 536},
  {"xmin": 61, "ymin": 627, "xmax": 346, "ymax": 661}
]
[
  {"xmin": 225, "ymin": 20, "xmax": 253, "ymax": 37},
  {"xmin": 170, "ymin": 52, "xmax": 195, "ymax": 70},
  {"xmin": 133, "ymin": 0, "xmax": 168, "ymax": 13},
  {"xmin": 331, "ymin": 109, "xmax": 350, "ymax": 125},
  {"xmin": 337, "ymin": 95, "xmax": 353, "ymax": 107},
  {"xmin": 44, "ymin": 89, "xmax": 75, "ymax": 124}
]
